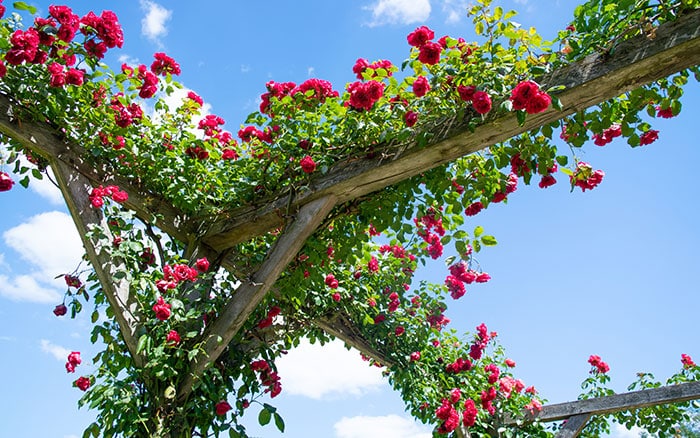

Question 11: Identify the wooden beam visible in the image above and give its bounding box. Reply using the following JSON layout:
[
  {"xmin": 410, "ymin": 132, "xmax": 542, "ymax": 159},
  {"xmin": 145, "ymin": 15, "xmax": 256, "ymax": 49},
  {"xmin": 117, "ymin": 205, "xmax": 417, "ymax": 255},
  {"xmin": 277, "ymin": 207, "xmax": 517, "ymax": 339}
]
[
  {"xmin": 505, "ymin": 381, "xmax": 700, "ymax": 425},
  {"xmin": 201, "ymin": 9, "xmax": 700, "ymax": 252},
  {"xmin": 51, "ymin": 160, "xmax": 144, "ymax": 367},
  {"xmin": 176, "ymin": 195, "xmax": 337, "ymax": 402},
  {"xmin": 554, "ymin": 413, "xmax": 592, "ymax": 438}
]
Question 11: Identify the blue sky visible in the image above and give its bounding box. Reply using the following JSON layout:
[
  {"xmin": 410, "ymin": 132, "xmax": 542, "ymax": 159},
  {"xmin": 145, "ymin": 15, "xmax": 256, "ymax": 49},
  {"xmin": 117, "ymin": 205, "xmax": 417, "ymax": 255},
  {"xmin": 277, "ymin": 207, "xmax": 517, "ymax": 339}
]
[{"xmin": 0, "ymin": 1, "xmax": 697, "ymax": 437}]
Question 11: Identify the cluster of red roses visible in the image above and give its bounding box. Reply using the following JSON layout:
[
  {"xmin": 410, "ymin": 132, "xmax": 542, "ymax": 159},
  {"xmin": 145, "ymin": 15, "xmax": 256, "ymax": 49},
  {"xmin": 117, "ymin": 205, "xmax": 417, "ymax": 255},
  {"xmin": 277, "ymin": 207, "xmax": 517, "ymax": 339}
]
[
  {"xmin": 352, "ymin": 58, "xmax": 394, "ymax": 80},
  {"xmin": 407, "ymin": 25, "xmax": 443, "ymax": 65},
  {"xmin": 570, "ymin": 161, "xmax": 605, "ymax": 192},
  {"xmin": 0, "ymin": 5, "xmax": 123, "ymax": 84},
  {"xmin": 509, "ymin": 80, "xmax": 551, "ymax": 114},
  {"xmin": 587, "ymin": 354, "xmax": 610, "ymax": 374},
  {"xmin": 257, "ymin": 305, "xmax": 281, "ymax": 329},
  {"xmin": 681, "ymin": 353, "xmax": 696, "ymax": 369},
  {"xmin": 89, "ymin": 185, "xmax": 128, "ymax": 208},
  {"xmin": 593, "ymin": 123, "xmax": 622, "ymax": 146},
  {"xmin": 251, "ymin": 359, "xmax": 282, "ymax": 398},
  {"xmin": 509, "ymin": 153, "xmax": 558, "ymax": 189},
  {"xmin": 415, "ymin": 208, "xmax": 446, "ymax": 260},
  {"xmin": 259, "ymin": 78, "xmax": 339, "ymax": 115},
  {"xmin": 445, "ymin": 261, "xmax": 490, "ymax": 300},
  {"xmin": 456, "ymin": 84, "xmax": 492, "ymax": 115},
  {"xmin": 64, "ymin": 351, "xmax": 91, "ymax": 391},
  {"xmin": 156, "ymin": 258, "xmax": 209, "ymax": 293}
]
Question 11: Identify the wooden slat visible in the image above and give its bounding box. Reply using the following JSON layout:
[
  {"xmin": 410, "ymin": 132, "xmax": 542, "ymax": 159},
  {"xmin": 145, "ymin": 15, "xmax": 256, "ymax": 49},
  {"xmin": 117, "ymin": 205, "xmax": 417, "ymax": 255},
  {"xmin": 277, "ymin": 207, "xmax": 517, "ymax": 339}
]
[
  {"xmin": 505, "ymin": 381, "xmax": 700, "ymax": 425},
  {"xmin": 554, "ymin": 413, "xmax": 592, "ymax": 438}
]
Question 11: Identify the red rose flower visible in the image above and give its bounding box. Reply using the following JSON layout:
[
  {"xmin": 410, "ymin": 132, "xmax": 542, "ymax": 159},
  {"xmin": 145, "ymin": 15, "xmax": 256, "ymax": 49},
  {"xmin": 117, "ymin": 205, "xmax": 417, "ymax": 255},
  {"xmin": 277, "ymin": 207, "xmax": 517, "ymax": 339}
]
[
  {"xmin": 300, "ymin": 155, "xmax": 316, "ymax": 174},
  {"xmin": 0, "ymin": 172, "xmax": 14, "ymax": 192},
  {"xmin": 75, "ymin": 376, "xmax": 91, "ymax": 391},
  {"xmin": 681, "ymin": 353, "xmax": 696, "ymax": 368},
  {"xmin": 195, "ymin": 258, "xmax": 210, "ymax": 272},
  {"xmin": 215, "ymin": 400, "xmax": 232, "ymax": 416},
  {"xmin": 639, "ymin": 129, "xmax": 659, "ymax": 146},
  {"xmin": 407, "ymin": 25, "xmax": 434, "ymax": 47},
  {"xmin": 404, "ymin": 111, "xmax": 418, "ymax": 127},
  {"xmin": 65, "ymin": 351, "xmax": 81, "ymax": 373},
  {"xmin": 472, "ymin": 91, "xmax": 492, "ymax": 114},
  {"xmin": 325, "ymin": 274, "xmax": 339, "ymax": 289},
  {"xmin": 412, "ymin": 76, "xmax": 430, "ymax": 97},
  {"xmin": 409, "ymin": 351, "xmax": 421, "ymax": 362},
  {"xmin": 151, "ymin": 52, "xmax": 181, "ymax": 76},
  {"xmin": 656, "ymin": 106, "xmax": 674, "ymax": 118},
  {"xmin": 525, "ymin": 90, "xmax": 551, "ymax": 114},
  {"xmin": 53, "ymin": 304, "xmax": 68, "ymax": 316},
  {"xmin": 538, "ymin": 174, "xmax": 557, "ymax": 188},
  {"xmin": 152, "ymin": 296, "xmax": 171, "ymax": 321},
  {"xmin": 457, "ymin": 85, "xmax": 476, "ymax": 102},
  {"xmin": 166, "ymin": 330, "xmax": 181, "ymax": 346},
  {"xmin": 464, "ymin": 201, "xmax": 483, "ymax": 217},
  {"xmin": 418, "ymin": 41, "xmax": 442, "ymax": 65}
]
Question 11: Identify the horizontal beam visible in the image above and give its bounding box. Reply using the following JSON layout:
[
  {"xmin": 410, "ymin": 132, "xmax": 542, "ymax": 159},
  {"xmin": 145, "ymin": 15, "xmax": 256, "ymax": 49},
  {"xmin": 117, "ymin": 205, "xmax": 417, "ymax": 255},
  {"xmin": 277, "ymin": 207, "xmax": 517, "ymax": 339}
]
[
  {"xmin": 202, "ymin": 9, "xmax": 700, "ymax": 252},
  {"xmin": 505, "ymin": 381, "xmax": 700, "ymax": 425}
]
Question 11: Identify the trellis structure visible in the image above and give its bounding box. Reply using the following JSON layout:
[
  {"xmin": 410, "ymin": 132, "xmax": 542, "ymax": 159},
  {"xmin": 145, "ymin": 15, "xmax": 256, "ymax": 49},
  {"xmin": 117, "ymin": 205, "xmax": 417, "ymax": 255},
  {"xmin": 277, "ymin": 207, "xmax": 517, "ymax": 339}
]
[{"xmin": 1, "ymin": 6, "xmax": 699, "ymax": 436}]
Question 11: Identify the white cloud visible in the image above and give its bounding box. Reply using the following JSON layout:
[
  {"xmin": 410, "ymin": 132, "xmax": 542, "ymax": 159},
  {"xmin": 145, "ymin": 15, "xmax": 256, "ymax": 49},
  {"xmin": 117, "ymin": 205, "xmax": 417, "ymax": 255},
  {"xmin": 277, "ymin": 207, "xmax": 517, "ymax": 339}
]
[
  {"xmin": 0, "ymin": 274, "xmax": 61, "ymax": 303},
  {"xmin": 40, "ymin": 339, "xmax": 71, "ymax": 362},
  {"xmin": 441, "ymin": 0, "xmax": 469, "ymax": 24},
  {"xmin": 334, "ymin": 415, "xmax": 432, "ymax": 438},
  {"xmin": 365, "ymin": 0, "xmax": 431, "ymax": 26},
  {"xmin": 3, "ymin": 211, "xmax": 83, "ymax": 279},
  {"xmin": 140, "ymin": 0, "xmax": 172, "ymax": 45},
  {"xmin": 118, "ymin": 54, "xmax": 140, "ymax": 66},
  {"xmin": 307, "ymin": 66, "xmax": 315, "ymax": 77},
  {"xmin": 240, "ymin": 64, "xmax": 251, "ymax": 73},
  {"xmin": 29, "ymin": 168, "xmax": 64, "ymax": 206},
  {"xmin": 276, "ymin": 339, "xmax": 385, "ymax": 399},
  {"xmin": 609, "ymin": 423, "xmax": 646, "ymax": 438}
]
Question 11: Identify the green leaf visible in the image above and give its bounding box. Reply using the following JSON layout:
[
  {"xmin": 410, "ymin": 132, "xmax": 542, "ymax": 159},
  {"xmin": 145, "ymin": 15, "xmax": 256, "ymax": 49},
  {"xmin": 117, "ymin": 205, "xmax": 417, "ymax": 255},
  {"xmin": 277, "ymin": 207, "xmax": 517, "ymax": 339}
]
[
  {"xmin": 475, "ymin": 21, "xmax": 485, "ymax": 36},
  {"xmin": 229, "ymin": 429, "xmax": 241, "ymax": 438},
  {"xmin": 273, "ymin": 412, "xmax": 286, "ymax": 433},
  {"xmin": 91, "ymin": 310, "xmax": 99, "ymax": 323},
  {"xmin": 473, "ymin": 225, "xmax": 484, "ymax": 237},
  {"xmin": 13, "ymin": 1, "xmax": 38, "ymax": 14},
  {"xmin": 556, "ymin": 155, "xmax": 568, "ymax": 166},
  {"xmin": 551, "ymin": 95, "xmax": 563, "ymax": 111},
  {"xmin": 516, "ymin": 110, "xmax": 527, "ymax": 126},
  {"xmin": 258, "ymin": 407, "xmax": 272, "ymax": 426},
  {"xmin": 481, "ymin": 235, "xmax": 498, "ymax": 246},
  {"xmin": 19, "ymin": 175, "xmax": 29, "ymax": 188}
]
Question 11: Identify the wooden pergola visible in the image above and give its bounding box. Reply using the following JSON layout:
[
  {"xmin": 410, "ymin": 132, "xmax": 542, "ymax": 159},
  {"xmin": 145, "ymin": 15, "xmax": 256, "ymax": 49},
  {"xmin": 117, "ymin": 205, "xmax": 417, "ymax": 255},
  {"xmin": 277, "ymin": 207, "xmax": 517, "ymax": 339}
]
[{"xmin": 1, "ymin": 8, "xmax": 699, "ymax": 436}]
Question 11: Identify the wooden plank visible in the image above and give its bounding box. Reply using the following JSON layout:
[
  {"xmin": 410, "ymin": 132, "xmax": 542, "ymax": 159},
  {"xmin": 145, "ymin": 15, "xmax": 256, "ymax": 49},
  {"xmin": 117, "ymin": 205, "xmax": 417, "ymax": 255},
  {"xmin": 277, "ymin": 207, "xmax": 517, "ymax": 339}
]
[
  {"xmin": 505, "ymin": 381, "xmax": 700, "ymax": 424},
  {"xmin": 202, "ymin": 9, "xmax": 700, "ymax": 252},
  {"xmin": 554, "ymin": 413, "xmax": 592, "ymax": 438},
  {"xmin": 176, "ymin": 195, "xmax": 337, "ymax": 402},
  {"xmin": 51, "ymin": 160, "xmax": 143, "ymax": 367}
]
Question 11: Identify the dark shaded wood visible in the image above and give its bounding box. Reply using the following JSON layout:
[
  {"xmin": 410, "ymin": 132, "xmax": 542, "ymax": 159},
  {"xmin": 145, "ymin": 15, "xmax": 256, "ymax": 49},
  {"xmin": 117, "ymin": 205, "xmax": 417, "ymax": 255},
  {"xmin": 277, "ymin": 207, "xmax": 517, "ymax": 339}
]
[
  {"xmin": 177, "ymin": 195, "xmax": 337, "ymax": 401},
  {"xmin": 202, "ymin": 9, "xmax": 700, "ymax": 252},
  {"xmin": 554, "ymin": 413, "xmax": 592, "ymax": 438}
]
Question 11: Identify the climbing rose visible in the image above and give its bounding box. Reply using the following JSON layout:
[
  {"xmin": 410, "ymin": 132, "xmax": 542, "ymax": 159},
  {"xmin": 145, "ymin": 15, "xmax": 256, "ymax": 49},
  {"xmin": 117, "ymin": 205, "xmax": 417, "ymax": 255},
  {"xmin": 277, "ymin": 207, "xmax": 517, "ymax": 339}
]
[
  {"xmin": 588, "ymin": 354, "xmax": 610, "ymax": 374},
  {"xmin": 418, "ymin": 41, "xmax": 442, "ymax": 65},
  {"xmin": 300, "ymin": 155, "xmax": 316, "ymax": 174},
  {"xmin": 539, "ymin": 174, "xmax": 557, "ymax": 188},
  {"xmin": 152, "ymin": 296, "xmax": 171, "ymax": 321},
  {"xmin": 65, "ymin": 68, "xmax": 84, "ymax": 86},
  {"xmin": 151, "ymin": 52, "xmax": 181, "ymax": 76},
  {"xmin": 347, "ymin": 80, "xmax": 384, "ymax": 111},
  {"xmin": 53, "ymin": 304, "xmax": 68, "ymax": 316},
  {"xmin": 505, "ymin": 358, "xmax": 516, "ymax": 367},
  {"xmin": 464, "ymin": 201, "xmax": 483, "ymax": 216},
  {"xmin": 195, "ymin": 258, "xmax": 210, "ymax": 272},
  {"xmin": 571, "ymin": 162, "xmax": 604, "ymax": 192},
  {"xmin": 325, "ymin": 274, "xmax": 339, "ymax": 289},
  {"xmin": 407, "ymin": 25, "xmax": 434, "ymax": 47},
  {"xmin": 510, "ymin": 80, "xmax": 551, "ymax": 114},
  {"xmin": 463, "ymin": 399, "xmax": 478, "ymax": 427},
  {"xmin": 639, "ymin": 129, "xmax": 659, "ymax": 145},
  {"xmin": 65, "ymin": 351, "xmax": 81, "ymax": 373},
  {"xmin": 215, "ymin": 400, "xmax": 232, "ymax": 416},
  {"xmin": 404, "ymin": 111, "xmax": 418, "ymax": 127},
  {"xmin": 410, "ymin": 351, "xmax": 421, "ymax": 361},
  {"xmin": 656, "ymin": 106, "xmax": 674, "ymax": 118},
  {"xmin": 457, "ymin": 85, "xmax": 476, "ymax": 102},
  {"xmin": 412, "ymin": 76, "xmax": 430, "ymax": 97},
  {"xmin": 682, "ymin": 354, "xmax": 696, "ymax": 368},
  {"xmin": 75, "ymin": 376, "xmax": 91, "ymax": 391},
  {"xmin": 0, "ymin": 172, "xmax": 14, "ymax": 192},
  {"xmin": 472, "ymin": 91, "xmax": 492, "ymax": 114},
  {"xmin": 166, "ymin": 330, "xmax": 181, "ymax": 346}
]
